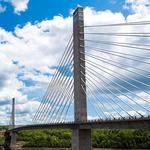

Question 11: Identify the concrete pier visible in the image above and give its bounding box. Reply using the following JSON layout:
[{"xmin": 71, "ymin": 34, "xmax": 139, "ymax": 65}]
[
  {"xmin": 4, "ymin": 131, "xmax": 16, "ymax": 150},
  {"xmin": 72, "ymin": 129, "xmax": 91, "ymax": 150}
]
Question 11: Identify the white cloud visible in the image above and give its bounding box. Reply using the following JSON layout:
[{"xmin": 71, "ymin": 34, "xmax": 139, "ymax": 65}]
[
  {"xmin": 0, "ymin": 2, "xmax": 150, "ymax": 124},
  {"xmin": 0, "ymin": 4, "xmax": 6, "ymax": 13},
  {"xmin": 83, "ymin": 5, "xmax": 150, "ymax": 120},
  {"xmin": 124, "ymin": 0, "xmax": 150, "ymax": 18},
  {"xmin": 0, "ymin": 100, "xmax": 40, "ymax": 125},
  {"xmin": 0, "ymin": 11, "xmax": 73, "ymax": 125},
  {"xmin": 5, "ymin": 0, "xmax": 29, "ymax": 14},
  {"xmin": 119, "ymin": 92, "xmax": 150, "ymax": 105}
]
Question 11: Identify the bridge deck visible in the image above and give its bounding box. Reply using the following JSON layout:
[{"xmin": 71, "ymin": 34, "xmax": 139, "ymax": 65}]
[{"xmin": 9, "ymin": 117, "xmax": 150, "ymax": 132}]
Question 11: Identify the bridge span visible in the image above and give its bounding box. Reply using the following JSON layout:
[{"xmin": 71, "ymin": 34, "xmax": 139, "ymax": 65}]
[{"xmin": 9, "ymin": 117, "xmax": 150, "ymax": 132}]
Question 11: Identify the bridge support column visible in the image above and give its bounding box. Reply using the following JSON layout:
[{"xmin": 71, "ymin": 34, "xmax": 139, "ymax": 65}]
[
  {"xmin": 73, "ymin": 7, "xmax": 92, "ymax": 150},
  {"xmin": 10, "ymin": 131, "xmax": 17, "ymax": 149},
  {"xmin": 4, "ymin": 98, "xmax": 17, "ymax": 150},
  {"xmin": 72, "ymin": 129, "xmax": 91, "ymax": 150},
  {"xmin": 4, "ymin": 131, "xmax": 17, "ymax": 150}
]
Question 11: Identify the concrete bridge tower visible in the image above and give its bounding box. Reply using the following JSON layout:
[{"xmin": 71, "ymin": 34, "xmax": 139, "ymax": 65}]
[
  {"xmin": 4, "ymin": 98, "xmax": 16, "ymax": 150},
  {"xmin": 72, "ymin": 7, "xmax": 92, "ymax": 150}
]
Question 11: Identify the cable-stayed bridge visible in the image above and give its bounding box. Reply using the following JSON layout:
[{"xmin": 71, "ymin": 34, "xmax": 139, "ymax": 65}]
[{"xmin": 4, "ymin": 7, "xmax": 150, "ymax": 150}]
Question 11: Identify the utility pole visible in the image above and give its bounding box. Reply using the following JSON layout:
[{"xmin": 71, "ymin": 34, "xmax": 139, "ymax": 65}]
[{"xmin": 72, "ymin": 7, "xmax": 92, "ymax": 150}]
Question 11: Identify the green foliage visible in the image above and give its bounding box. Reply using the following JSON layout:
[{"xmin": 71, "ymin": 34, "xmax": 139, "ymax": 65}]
[
  {"xmin": 0, "ymin": 126, "xmax": 7, "ymax": 146},
  {"xmin": 17, "ymin": 129, "xmax": 150, "ymax": 148},
  {"xmin": 0, "ymin": 126, "xmax": 8, "ymax": 130},
  {"xmin": 0, "ymin": 137, "xmax": 4, "ymax": 146},
  {"xmin": 92, "ymin": 129, "xmax": 150, "ymax": 149},
  {"xmin": 17, "ymin": 129, "xmax": 71, "ymax": 148},
  {"xmin": 1, "ymin": 126, "xmax": 150, "ymax": 148}
]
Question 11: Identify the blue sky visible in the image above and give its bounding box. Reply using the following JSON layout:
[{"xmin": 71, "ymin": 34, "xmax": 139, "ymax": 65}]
[
  {"xmin": 0, "ymin": 0, "xmax": 150, "ymax": 125},
  {"xmin": 0, "ymin": 0, "xmax": 128, "ymax": 31}
]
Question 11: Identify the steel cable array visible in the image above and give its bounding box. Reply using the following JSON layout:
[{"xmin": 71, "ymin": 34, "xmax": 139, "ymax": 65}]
[
  {"xmin": 80, "ymin": 20, "xmax": 150, "ymax": 120},
  {"xmin": 33, "ymin": 20, "xmax": 150, "ymax": 124},
  {"xmin": 33, "ymin": 35, "xmax": 74, "ymax": 124}
]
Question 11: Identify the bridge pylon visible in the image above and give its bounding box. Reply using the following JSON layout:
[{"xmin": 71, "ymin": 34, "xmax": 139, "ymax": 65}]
[
  {"xmin": 12, "ymin": 98, "xmax": 15, "ymax": 128},
  {"xmin": 10, "ymin": 98, "xmax": 17, "ymax": 149},
  {"xmin": 4, "ymin": 98, "xmax": 17, "ymax": 150},
  {"xmin": 72, "ymin": 7, "xmax": 92, "ymax": 150}
]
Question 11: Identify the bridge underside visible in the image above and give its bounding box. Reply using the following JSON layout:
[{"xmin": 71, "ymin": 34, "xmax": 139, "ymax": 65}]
[{"xmin": 9, "ymin": 117, "xmax": 150, "ymax": 132}]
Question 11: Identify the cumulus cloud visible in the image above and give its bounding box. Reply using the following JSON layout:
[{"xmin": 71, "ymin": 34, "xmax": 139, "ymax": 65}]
[
  {"xmin": 124, "ymin": 0, "xmax": 150, "ymax": 17},
  {"xmin": 83, "ymin": 4, "xmax": 150, "ymax": 120},
  {"xmin": 4, "ymin": 0, "xmax": 29, "ymax": 14},
  {"xmin": 0, "ymin": 1, "xmax": 150, "ymax": 124},
  {"xmin": 0, "ymin": 4, "xmax": 6, "ymax": 13},
  {"xmin": 0, "ymin": 11, "xmax": 73, "ymax": 125}
]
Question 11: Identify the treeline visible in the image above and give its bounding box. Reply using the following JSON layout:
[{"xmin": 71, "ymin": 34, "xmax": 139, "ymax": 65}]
[
  {"xmin": 18, "ymin": 129, "xmax": 71, "ymax": 148},
  {"xmin": 0, "ymin": 126, "xmax": 150, "ymax": 148},
  {"xmin": 0, "ymin": 126, "xmax": 6, "ymax": 146},
  {"xmin": 0, "ymin": 126, "xmax": 8, "ymax": 130},
  {"xmin": 93, "ymin": 129, "xmax": 150, "ymax": 148},
  {"xmin": 17, "ymin": 129, "xmax": 150, "ymax": 148},
  {"xmin": 0, "ymin": 137, "xmax": 4, "ymax": 146}
]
